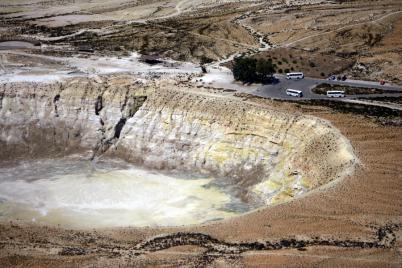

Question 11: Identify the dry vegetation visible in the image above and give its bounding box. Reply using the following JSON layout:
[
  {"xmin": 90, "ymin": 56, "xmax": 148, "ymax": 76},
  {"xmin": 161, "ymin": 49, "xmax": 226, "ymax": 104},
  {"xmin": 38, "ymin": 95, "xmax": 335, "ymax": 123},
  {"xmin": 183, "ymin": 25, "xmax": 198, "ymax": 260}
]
[{"xmin": 253, "ymin": 47, "xmax": 354, "ymax": 78}]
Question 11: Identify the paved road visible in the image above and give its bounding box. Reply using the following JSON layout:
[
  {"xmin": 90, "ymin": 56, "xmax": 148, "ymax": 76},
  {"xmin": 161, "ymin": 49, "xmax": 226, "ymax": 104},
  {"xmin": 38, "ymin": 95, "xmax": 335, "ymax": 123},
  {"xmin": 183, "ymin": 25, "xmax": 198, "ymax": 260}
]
[{"xmin": 253, "ymin": 75, "xmax": 402, "ymax": 100}]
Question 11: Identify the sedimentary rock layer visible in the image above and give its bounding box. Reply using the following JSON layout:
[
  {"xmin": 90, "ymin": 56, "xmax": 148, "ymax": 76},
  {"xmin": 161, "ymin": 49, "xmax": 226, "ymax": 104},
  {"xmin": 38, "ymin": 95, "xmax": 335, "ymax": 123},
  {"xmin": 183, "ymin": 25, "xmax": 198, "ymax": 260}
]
[{"xmin": 0, "ymin": 77, "xmax": 357, "ymax": 204}]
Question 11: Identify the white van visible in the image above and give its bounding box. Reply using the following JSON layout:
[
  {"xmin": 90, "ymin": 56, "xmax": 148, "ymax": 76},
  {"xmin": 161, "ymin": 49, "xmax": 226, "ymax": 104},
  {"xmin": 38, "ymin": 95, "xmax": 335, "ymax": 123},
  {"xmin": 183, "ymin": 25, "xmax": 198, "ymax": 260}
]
[
  {"xmin": 286, "ymin": 89, "xmax": 303, "ymax": 97},
  {"xmin": 286, "ymin": 72, "xmax": 304, "ymax": 80},
  {"xmin": 326, "ymin": 90, "xmax": 345, "ymax": 98}
]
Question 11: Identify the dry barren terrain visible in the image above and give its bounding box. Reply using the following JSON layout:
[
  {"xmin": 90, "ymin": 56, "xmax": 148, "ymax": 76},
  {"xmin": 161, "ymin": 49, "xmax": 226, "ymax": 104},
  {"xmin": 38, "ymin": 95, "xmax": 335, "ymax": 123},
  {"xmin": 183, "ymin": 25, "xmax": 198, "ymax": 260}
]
[
  {"xmin": 0, "ymin": 0, "xmax": 401, "ymax": 267},
  {"xmin": 2, "ymin": 0, "xmax": 401, "ymax": 83}
]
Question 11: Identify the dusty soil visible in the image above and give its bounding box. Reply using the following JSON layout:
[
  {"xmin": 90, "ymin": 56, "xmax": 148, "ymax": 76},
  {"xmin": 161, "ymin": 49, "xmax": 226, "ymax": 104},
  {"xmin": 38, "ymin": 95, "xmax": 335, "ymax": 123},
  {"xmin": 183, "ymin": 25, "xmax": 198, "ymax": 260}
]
[
  {"xmin": 1, "ymin": 0, "xmax": 400, "ymax": 83},
  {"xmin": 361, "ymin": 96, "xmax": 402, "ymax": 105},
  {"xmin": 0, "ymin": 0, "xmax": 261, "ymax": 62},
  {"xmin": 246, "ymin": 0, "xmax": 402, "ymax": 83},
  {"xmin": 0, "ymin": 91, "xmax": 401, "ymax": 267}
]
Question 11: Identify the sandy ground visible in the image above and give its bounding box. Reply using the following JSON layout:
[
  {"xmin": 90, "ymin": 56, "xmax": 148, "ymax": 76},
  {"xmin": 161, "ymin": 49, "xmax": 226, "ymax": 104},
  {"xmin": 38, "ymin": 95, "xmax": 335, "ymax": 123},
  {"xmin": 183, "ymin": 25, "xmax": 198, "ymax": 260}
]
[
  {"xmin": 0, "ymin": 51, "xmax": 201, "ymax": 82},
  {"xmin": 2, "ymin": 0, "xmax": 398, "ymax": 82},
  {"xmin": 0, "ymin": 50, "xmax": 261, "ymax": 93},
  {"xmin": 193, "ymin": 65, "xmax": 260, "ymax": 92},
  {"xmin": 0, "ymin": 0, "xmax": 264, "ymax": 24}
]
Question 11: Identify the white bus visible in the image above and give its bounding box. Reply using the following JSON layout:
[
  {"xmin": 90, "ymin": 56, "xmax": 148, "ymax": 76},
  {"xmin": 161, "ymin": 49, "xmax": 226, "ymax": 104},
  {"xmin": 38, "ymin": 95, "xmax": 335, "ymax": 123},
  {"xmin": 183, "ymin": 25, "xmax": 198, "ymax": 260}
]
[
  {"xmin": 286, "ymin": 72, "xmax": 304, "ymax": 80},
  {"xmin": 286, "ymin": 89, "xmax": 303, "ymax": 97},
  {"xmin": 326, "ymin": 90, "xmax": 345, "ymax": 98}
]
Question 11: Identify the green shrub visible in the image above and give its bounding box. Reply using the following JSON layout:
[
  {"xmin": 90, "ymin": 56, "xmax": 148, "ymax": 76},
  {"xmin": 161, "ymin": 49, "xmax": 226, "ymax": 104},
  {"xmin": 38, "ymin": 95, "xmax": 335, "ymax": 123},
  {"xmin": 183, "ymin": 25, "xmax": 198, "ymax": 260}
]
[
  {"xmin": 256, "ymin": 58, "xmax": 276, "ymax": 78},
  {"xmin": 233, "ymin": 57, "xmax": 257, "ymax": 83},
  {"xmin": 232, "ymin": 57, "xmax": 276, "ymax": 83}
]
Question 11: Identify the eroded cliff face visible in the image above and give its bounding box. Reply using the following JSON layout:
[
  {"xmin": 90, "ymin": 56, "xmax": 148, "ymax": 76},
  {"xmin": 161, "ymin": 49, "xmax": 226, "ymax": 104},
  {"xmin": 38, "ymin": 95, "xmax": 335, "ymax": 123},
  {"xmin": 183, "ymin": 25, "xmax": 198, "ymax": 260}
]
[
  {"xmin": 0, "ymin": 77, "xmax": 148, "ymax": 162},
  {"xmin": 0, "ymin": 77, "xmax": 357, "ymax": 205}
]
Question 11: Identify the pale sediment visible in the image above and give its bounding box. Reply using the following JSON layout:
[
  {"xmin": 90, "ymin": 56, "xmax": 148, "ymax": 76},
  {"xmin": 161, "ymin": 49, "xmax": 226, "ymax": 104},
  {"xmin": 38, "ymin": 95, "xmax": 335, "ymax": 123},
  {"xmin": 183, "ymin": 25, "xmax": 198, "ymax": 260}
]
[{"xmin": 0, "ymin": 76, "xmax": 358, "ymax": 210}]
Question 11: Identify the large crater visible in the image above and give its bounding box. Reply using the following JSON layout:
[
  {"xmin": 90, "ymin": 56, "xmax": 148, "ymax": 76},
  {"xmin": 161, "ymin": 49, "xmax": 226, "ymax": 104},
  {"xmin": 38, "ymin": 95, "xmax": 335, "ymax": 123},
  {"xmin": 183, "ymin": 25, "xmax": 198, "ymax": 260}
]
[{"xmin": 0, "ymin": 77, "xmax": 357, "ymax": 228}]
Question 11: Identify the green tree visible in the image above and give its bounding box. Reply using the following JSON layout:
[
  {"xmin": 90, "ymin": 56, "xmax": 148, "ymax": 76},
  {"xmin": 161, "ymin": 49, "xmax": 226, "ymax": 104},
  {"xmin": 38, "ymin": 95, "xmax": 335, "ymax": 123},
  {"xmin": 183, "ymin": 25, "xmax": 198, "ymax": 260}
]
[
  {"xmin": 233, "ymin": 57, "xmax": 276, "ymax": 84},
  {"xmin": 232, "ymin": 57, "xmax": 257, "ymax": 83},
  {"xmin": 256, "ymin": 58, "xmax": 276, "ymax": 82}
]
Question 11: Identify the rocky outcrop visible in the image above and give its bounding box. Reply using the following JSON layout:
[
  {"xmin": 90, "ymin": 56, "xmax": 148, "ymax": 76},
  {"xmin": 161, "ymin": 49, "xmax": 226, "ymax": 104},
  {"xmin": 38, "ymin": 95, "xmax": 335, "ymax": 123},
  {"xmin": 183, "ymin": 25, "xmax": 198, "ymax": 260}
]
[
  {"xmin": 0, "ymin": 76, "xmax": 357, "ymax": 205},
  {"xmin": 0, "ymin": 77, "xmax": 148, "ymax": 163}
]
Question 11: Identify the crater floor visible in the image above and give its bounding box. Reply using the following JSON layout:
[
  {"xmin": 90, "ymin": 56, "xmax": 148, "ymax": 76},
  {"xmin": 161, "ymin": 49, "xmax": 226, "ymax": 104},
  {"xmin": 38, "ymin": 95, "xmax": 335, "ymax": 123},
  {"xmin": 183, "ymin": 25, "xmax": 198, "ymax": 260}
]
[
  {"xmin": 0, "ymin": 155, "xmax": 257, "ymax": 228},
  {"xmin": 0, "ymin": 80, "xmax": 401, "ymax": 267}
]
